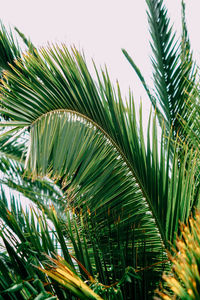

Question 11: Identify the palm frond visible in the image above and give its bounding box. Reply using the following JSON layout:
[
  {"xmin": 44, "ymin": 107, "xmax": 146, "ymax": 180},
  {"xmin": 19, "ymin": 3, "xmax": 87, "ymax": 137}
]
[
  {"xmin": 0, "ymin": 46, "xmax": 168, "ymax": 297},
  {"xmin": 39, "ymin": 255, "xmax": 103, "ymax": 300},
  {"xmin": 1, "ymin": 45, "xmax": 198, "ymax": 245},
  {"xmin": 123, "ymin": 0, "xmax": 197, "ymax": 138},
  {"xmin": 0, "ymin": 43, "xmax": 199, "ymax": 298},
  {"xmin": 147, "ymin": 0, "xmax": 198, "ymax": 135},
  {"xmin": 0, "ymin": 191, "xmax": 75, "ymax": 299},
  {"xmin": 14, "ymin": 27, "xmax": 36, "ymax": 56},
  {"xmin": 0, "ymin": 22, "xmax": 21, "ymax": 75},
  {"xmin": 157, "ymin": 210, "xmax": 200, "ymax": 299},
  {"xmin": 0, "ymin": 124, "xmax": 64, "ymax": 211},
  {"xmin": 0, "ymin": 23, "xmax": 37, "ymax": 77}
]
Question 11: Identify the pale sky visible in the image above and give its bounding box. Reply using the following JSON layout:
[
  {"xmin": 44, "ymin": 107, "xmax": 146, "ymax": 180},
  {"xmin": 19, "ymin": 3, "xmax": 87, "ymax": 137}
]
[{"xmin": 1, "ymin": 0, "xmax": 200, "ymax": 106}]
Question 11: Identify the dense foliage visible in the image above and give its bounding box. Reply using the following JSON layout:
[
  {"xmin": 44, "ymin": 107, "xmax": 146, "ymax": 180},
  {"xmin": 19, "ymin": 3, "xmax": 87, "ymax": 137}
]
[{"xmin": 0, "ymin": 0, "xmax": 199, "ymax": 299}]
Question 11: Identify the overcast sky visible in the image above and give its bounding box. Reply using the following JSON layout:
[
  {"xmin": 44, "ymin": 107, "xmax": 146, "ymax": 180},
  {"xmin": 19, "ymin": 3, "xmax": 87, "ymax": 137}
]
[{"xmin": 1, "ymin": 0, "xmax": 200, "ymax": 106}]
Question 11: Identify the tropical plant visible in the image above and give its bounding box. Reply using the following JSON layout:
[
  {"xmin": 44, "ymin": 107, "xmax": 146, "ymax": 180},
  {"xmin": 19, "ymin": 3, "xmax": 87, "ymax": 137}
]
[
  {"xmin": 0, "ymin": 0, "xmax": 199, "ymax": 299},
  {"xmin": 156, "ymin": 210, "xmax": 200, "ymax": 300}
]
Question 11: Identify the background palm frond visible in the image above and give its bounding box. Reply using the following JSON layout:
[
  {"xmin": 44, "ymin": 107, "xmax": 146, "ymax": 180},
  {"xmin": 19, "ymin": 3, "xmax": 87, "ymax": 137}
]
[{"xmin": 123, "ymin": 0, "xmax": 197, "ymax": 139}]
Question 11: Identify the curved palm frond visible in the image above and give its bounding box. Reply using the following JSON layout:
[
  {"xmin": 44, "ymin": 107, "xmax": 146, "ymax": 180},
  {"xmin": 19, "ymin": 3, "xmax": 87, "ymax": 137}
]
[
  {"xmin": 26, "ymin": 109, "xmax": 165, "ymax": 267},
  {"xmin": 0, "ymin": 44, "xmax": 198, "ymax": 246},
  {"xmin": 0, "ymin": 46, "xmax": 168, "ymax": 297},
  {"xmin": 0, "ymin": 45, "xmax": 198, "ymax": 281}
]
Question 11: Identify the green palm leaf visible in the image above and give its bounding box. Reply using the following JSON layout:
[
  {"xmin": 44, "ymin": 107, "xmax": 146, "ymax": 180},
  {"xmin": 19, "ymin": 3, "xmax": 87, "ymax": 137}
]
[
  {"xmin": 1, "ymin": 44, "xmax": 198, "ymax": 243},
  {"xmin": 0, "ymin": 41, "xmax": 199, "ymax": 298},
  {"xmin": 0, "ymin": 130, "xmax": 63, "ymax": 210},
  {"xmin": 0, "ymin": 46, "xmax": 166, "ymax": 296},
  {"xmin": 123, "ymin": 0, "xmax": 197, "ymax": 137},
  {"xmin": 0, "ymin": 22, "xmax": 21, "ymax": 75},
  {"xmin": 0, "ymin": 22, "xmax": 36, "ymax": 77}
]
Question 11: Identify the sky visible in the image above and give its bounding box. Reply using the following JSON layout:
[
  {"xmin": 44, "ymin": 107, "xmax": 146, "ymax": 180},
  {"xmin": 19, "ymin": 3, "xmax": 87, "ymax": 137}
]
[{"xmin": 1, "ymin": 0, "xmax": 200, "ymax": 108}]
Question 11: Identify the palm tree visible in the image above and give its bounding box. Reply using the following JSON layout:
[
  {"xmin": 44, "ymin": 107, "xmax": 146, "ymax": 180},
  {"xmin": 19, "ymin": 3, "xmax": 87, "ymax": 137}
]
[{"xmin": 0, "ymin": 0, "xmax": 199, "ymax": 299}]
